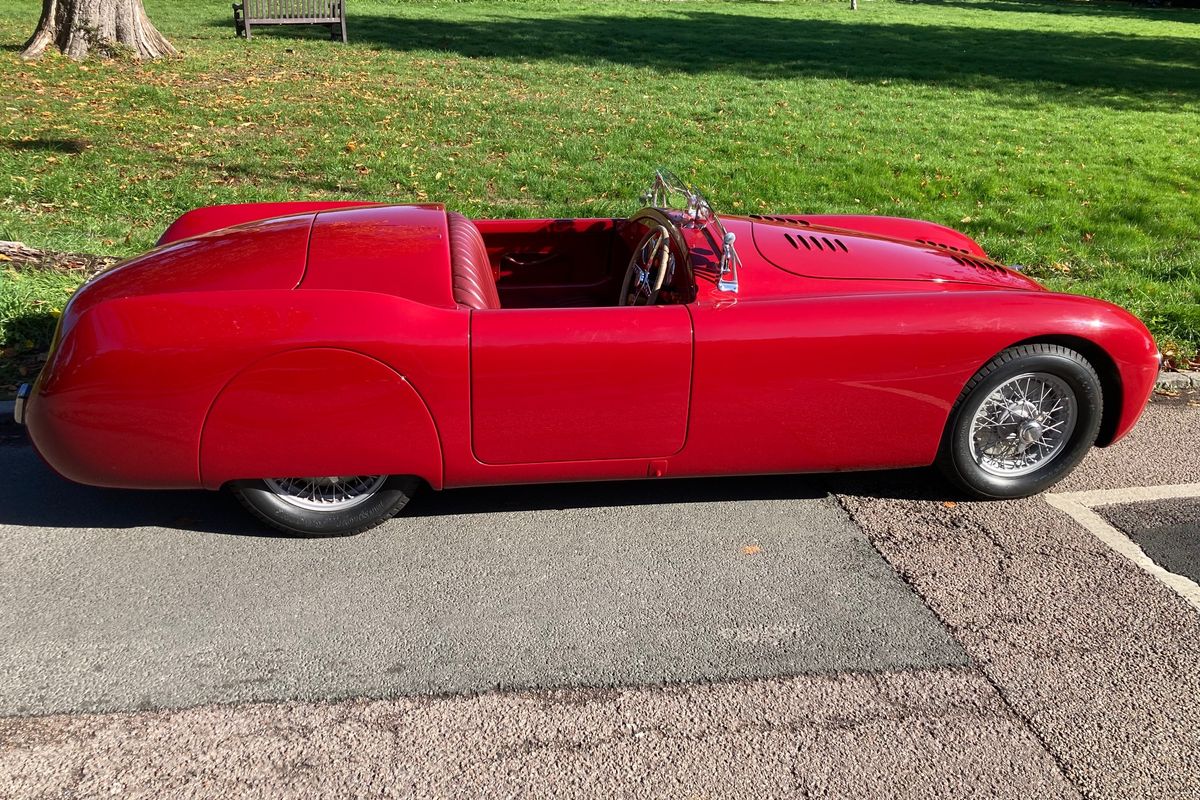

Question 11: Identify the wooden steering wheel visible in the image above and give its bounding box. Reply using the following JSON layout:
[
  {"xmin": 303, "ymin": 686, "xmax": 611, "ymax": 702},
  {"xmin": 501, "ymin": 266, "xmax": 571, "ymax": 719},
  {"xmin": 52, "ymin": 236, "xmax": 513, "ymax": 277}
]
[{"xmin": 619, "ymin": 225, "xmax": 674, "ymax": 306}]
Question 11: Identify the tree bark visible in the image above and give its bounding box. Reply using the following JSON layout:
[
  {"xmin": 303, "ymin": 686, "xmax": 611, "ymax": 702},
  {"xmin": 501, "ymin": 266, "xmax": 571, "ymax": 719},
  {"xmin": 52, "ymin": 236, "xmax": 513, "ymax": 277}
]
[{"xmin": 22, "ymin": 0, "xmax": 176, "ymax": 60}]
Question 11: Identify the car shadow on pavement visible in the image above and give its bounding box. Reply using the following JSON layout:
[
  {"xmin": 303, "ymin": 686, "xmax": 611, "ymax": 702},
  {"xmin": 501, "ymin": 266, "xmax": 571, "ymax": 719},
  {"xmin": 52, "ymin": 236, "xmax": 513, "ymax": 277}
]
[
  {"xmin": 411, "ymin": 474, "xmax": 828, "ymax": 518},
  {"xmin": 0, "ymin": 435, "xmax": 955, "ymax": 536},
  {"xmin": 414, "ymin": 469, "xmax": 955, "ymax": 518}
]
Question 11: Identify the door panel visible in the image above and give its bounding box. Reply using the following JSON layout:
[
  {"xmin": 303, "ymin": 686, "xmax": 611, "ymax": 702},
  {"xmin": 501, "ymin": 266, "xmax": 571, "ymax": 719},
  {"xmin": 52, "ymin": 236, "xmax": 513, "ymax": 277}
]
[{"xmin": 470, "ymin": 306, "xmax": 693, "ymax": 464}]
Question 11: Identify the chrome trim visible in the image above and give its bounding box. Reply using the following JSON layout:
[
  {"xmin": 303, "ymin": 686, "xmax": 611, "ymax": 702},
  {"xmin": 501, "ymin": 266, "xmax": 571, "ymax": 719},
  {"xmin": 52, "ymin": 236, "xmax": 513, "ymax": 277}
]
[
  {"xmin": 14, "ymin": 383, "xmax": 31, "ymax": 426},
  {"xmin": 717, "ymin": 230, "xmax": 741, "ymax": 293},
  {"xmin": 263, "ymin": 475, "xmax": 388, "ymax": 512},
  {"xmin": 968, "ymin": 372, "xmax": 1077, "ymax": 477},
  {"xmin": 639, "ymin": 169, "xmax": 741, "ymax": 295}
]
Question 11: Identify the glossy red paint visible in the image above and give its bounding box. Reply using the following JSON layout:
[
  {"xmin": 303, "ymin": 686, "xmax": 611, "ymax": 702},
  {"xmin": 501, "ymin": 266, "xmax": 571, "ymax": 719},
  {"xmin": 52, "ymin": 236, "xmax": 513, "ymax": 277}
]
[
  {"xmin": 470, "ymin": 305, "xmax": 692, "ymax": 463},
  {"xmin": 29, "ymin": 287, "xmax": 464, "ymax": 489},
  {"xmin": 302, "ymin": 205, "xmax": 456, "ymax": 308},
  {"xmin": 746, "ymin": 214, "xmax": 989, "ymax": 258},
  {"xmin": 72, "ymin": 214, "xmax": 314, "ymax": 321},
  {"xmin": 749, "ymin": 220, "xmax": 1038, "ymax": 291},
  {"xmin": 157, "ymin": 202, "xmax": 378, "ymax": 245},
  {"xmin": 201, "ymin": 348, "xmax": 442, "ymax": 487},
  {"xmin": 22, "ymin": 200, "xmax": 1159, "ymax": 498}
]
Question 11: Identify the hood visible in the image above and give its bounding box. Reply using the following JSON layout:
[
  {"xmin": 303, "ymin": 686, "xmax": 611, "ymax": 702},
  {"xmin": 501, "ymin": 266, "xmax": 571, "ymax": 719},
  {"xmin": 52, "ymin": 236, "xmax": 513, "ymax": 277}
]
[{"xmin": 746, "ymin": 217, "xmax": 1042, "ymax": 291}]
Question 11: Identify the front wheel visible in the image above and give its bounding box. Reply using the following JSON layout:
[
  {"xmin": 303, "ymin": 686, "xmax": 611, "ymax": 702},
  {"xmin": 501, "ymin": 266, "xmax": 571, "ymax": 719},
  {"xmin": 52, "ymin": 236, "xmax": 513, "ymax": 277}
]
[
  {"xmin": 232, "ymin": 475, "xmax": 418, "ymax": 537},
  {"xmin": 937, "ymin": 344, "xmax": 1103, "ymax": 499}
]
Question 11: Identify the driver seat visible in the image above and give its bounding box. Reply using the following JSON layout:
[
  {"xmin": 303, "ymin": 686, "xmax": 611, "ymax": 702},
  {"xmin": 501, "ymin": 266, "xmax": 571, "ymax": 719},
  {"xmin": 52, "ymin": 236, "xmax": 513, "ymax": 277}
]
[{"xmin": 447, "ymin": 211, "xmax": 500, "ymax": 310}]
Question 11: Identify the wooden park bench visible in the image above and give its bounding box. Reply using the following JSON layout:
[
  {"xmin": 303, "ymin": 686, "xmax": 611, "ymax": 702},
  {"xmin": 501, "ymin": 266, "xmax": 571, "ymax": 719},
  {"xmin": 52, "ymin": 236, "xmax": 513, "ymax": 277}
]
[{"xmin": 233, "ymin": 0, "xmax": 347, "ymax": 43}]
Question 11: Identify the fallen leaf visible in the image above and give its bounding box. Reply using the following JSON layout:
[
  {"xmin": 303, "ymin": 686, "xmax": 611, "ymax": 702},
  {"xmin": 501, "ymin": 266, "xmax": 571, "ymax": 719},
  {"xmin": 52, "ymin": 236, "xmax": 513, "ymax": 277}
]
[
  {"xmin": 742, "ymin": 545, "xmax": 761, "ymax": 556},
  {"xmin": 942, "ymin": 501, "xmax": 958, "ymax": 508}
]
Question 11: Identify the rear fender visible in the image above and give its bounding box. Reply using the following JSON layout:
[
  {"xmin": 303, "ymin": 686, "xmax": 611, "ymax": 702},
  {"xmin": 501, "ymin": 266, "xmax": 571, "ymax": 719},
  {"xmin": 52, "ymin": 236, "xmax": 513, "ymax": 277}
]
[
  {"xmin": 158, "ymin": 202, "xmax": 378, "ymax": 245},
  {"xmin": 199, "ymin": 348, "xmax": 443, "ymax": 490}
]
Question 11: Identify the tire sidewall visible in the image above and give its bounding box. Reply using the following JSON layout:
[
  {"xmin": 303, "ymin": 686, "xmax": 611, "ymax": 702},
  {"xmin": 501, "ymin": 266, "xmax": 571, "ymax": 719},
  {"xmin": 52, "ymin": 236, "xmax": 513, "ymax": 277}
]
[
  {"xmin": 946, "ymin": 350, "xmax": 1102, "ymax": 499},
  {"xmin": 234, "ymin": 476, "xmax": 416, "ymax": 537}
]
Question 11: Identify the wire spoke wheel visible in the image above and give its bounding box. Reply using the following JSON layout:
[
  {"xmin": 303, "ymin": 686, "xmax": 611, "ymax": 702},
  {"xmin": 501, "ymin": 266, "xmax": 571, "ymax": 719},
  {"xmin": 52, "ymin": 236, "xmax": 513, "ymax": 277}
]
[
  {"xmin": 968, "ymin": 372, "xmax": 1077, "ymax": 477},
  {"xmin": 263, "ymin": 475, "xmax": 388, "ymax": 512}
]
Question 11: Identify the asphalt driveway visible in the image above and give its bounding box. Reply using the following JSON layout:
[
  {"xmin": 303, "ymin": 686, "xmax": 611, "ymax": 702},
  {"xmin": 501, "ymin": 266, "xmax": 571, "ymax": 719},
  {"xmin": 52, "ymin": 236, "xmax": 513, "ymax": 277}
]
[
  {"xmin": 0, "ymin": 446, "xmax": 961, "ymax": 717},
  {"xmin": 2, "ymin": 398, "xmax": 1197, "ymax": 798}
]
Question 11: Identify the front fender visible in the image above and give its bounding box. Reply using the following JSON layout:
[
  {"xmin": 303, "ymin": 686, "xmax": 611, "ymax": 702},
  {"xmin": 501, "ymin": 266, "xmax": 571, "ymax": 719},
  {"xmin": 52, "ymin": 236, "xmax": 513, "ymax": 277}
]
[{"xmin": 199, "ymin": 348, "xmax": 443, "ymax": 490}]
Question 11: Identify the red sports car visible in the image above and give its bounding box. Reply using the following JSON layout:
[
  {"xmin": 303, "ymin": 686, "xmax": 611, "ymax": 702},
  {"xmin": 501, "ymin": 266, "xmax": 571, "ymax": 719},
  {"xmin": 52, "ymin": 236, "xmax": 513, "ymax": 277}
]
[{"xmin": 15, "ymin": 172, "xmax": 1160, "ymax": 536}]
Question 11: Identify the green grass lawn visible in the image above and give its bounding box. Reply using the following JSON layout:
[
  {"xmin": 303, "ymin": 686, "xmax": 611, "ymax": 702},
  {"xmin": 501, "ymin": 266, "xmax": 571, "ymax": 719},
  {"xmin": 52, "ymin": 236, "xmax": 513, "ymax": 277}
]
[{"xmin": 1, "ymin": 0, "xmax": 1199, "ymax": 391}]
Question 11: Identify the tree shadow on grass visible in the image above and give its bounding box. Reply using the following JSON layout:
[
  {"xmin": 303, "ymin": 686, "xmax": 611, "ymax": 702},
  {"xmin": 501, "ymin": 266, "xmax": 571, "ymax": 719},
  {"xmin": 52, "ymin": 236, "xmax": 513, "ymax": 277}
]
[
  {"xmin": 914, "ymin": 0, "xmax": 1200, "ymax": 22},
  {"xmin": 162, "ymin": 155, "xmax": 346, "ymax": 195},
  {"xmin": 245, "ymin": 10, "xmax": 1200, "ymax": 112},
  {"xmin": 1, "ymin": 310, "xmax": 57, "ymax": 351},
  {"xmin": 0, "ymin": 311, "xmax": 56, "ymax": 397},
  {"xmin": 3, "ymin": 138, "xmax": 90, "ymax": 154}
]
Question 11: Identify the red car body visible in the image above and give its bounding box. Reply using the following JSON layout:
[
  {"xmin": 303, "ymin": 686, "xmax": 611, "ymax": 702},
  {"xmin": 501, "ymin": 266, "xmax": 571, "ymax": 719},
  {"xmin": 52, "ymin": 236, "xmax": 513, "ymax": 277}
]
[{"xmin": 22, "ymin": 199, "xmax": 1159, "ymax": 495}]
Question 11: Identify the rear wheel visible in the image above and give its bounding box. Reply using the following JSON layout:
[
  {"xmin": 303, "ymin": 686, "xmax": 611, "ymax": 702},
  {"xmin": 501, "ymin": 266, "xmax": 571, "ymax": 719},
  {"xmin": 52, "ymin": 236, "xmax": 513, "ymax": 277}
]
[
  {"xmin": 937, "ymin": 344, "xmax": 1102, "ymax": 499},
  {"xmin": 232, "ymin": 475, "xmax": 418, "ymax": 537}
]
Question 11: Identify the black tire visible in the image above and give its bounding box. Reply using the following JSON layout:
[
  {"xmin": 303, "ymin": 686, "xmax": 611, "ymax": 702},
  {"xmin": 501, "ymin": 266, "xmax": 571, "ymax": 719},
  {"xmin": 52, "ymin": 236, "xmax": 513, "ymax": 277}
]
[
  {"xmin": 231, "ymin": 476, "xmax": 418, "ymax": 537},
  {"xmin": 937, "ymin": 344, "xmax": 1102, "ymax": 499}
]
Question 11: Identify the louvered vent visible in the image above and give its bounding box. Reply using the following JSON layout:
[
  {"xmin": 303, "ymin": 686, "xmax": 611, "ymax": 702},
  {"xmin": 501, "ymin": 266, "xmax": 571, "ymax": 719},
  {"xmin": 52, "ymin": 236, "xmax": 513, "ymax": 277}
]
[
  {"xmin": 750, "ymin": 214, "xmax": 812, "ymax": 227},
  {"xmin": 917, "ymin": 238, "xmax": 1005, "ymax": 273},
  {"xmin": 783, "ymin": 231, "xmax": 848, "ymax": 253},
  {"xmin": 914, "ymin": 238, "xmax": 970, "ymax": 255},
  {"xmin": 949, "ymin": 254, "xmax": 1006, "ymax": 274}
]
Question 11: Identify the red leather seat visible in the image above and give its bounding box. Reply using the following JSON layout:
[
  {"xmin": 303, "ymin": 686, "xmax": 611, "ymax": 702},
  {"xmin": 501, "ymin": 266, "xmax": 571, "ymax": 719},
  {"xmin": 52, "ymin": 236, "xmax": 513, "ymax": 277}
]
[{"xmin": 447, "ymin": 211, "xmax": 500, "ymax": 310}]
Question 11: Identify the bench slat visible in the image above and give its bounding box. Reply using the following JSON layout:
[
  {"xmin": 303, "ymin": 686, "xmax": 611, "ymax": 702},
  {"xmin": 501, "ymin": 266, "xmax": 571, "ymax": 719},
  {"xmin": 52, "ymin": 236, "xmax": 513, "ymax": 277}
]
[
  {"xmin": 244, "ymin": 0, "xmax": 342, "ymax": 21},
  {"xmin": 235, "ymin": 0, "xmax": 345, "ymax": 41}
]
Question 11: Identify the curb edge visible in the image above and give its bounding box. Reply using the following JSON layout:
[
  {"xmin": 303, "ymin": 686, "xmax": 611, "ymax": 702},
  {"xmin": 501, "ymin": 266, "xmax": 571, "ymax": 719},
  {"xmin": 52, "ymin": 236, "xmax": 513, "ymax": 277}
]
[{"xmin": 1156, "ymin": 370, "xmax": 1198, "ymax": 390}]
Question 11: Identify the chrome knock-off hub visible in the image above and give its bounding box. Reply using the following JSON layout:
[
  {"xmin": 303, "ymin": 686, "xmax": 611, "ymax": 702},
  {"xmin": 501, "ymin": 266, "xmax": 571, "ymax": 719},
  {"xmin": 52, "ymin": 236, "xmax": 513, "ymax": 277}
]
[{"xmin": 968, "ymin": 373, "xmax": 1077, "ymax": 477}]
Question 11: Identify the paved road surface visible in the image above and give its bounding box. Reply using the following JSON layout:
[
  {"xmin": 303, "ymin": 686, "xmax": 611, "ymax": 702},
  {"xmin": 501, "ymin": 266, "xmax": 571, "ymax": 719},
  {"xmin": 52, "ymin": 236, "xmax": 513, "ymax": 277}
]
[
  {"xmin": 0, "ymin": 446, "xmax": 962, "ymax": 716},
  {"xmin": 1101, "ymin": 496, "xmax": 1200, "ymax": 585},
  {"xmin": 835, "ymin": 400, "xmax": 1200, "ymax": 799},
  {"xmin": 2, "ymin": 399, "xmax": 1198, "ymax": 798}
]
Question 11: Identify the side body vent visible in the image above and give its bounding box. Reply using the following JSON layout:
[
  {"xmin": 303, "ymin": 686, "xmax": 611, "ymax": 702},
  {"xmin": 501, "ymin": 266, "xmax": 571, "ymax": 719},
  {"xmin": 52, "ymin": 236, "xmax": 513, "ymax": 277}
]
[
  {"xmin": 752, "ymin": 219, "xmax": 1039, "ymax": 289},
  {"xmin": 749, "ymin": 214, "xmax": 812, "ymax": 227},
  {"xmin": 949, "ymin": 254, "xmax": 1007, "ymax": 274},
  {"xmin": 916, "ymin": 238, "xmax": 1007, "ymax": 274},
  {"xmin": 783, "ymin": 231, "xmax": 849, "ymax": 253},
  {"xmin": 914, "ymin": 237, "xmax": 970, "ymax": 255}
]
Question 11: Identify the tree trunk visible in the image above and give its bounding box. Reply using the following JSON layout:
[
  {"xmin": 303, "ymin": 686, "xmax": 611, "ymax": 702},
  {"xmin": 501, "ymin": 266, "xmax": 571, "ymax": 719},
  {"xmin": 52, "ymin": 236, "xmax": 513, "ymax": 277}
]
[{"xmin": 22, "ymin": 0, "xmax": 176, "ymax": 60}]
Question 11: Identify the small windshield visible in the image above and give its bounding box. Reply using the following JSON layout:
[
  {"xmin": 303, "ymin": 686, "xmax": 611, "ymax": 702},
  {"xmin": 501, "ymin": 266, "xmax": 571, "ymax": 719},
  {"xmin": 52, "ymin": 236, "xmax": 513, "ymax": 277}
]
[
  {"xmin": 639, "ymin": 169, "xmax": 741, "ymax": 292},
  {"xmin": 639, "ymin": 170, "xmax": 715, "ymax": 229}
]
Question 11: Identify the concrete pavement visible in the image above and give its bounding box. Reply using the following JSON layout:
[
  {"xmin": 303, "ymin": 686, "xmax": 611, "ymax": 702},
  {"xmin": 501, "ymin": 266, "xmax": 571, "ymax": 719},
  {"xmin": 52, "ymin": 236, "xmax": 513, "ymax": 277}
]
[
  {"xmin": 832, "ymin": 399, "xmax": 1200, "ymax": 798},
  {"xmin": 0, "ymin": 669, "xmax": 1073, "ymax": 799}
]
